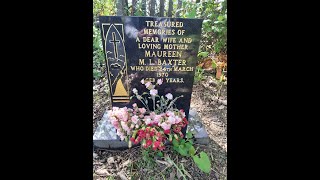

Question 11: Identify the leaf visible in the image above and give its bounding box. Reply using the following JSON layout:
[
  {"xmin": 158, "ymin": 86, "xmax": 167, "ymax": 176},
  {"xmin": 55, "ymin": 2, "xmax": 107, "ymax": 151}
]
[
  {"xmin": 203, "ymin": 19, "xmax": 211, "ymax": 23},
  {"xmin": 212, "ymin": 61, "xmax": 217, "ymax": 69},
  {"xmin": 198, "ymin": 51, "xmax": 209, "ymax": 58},
  {"xmin": 180, "ymin": 139, "xmax": 186, "ymax": 145},
  {"xmin": 189, "ymin": 146, "xmax": 195, "ymax": 156},
  {"xmin": 186, "ymin": 131, "xmax": 193, "ymax": 139},
  {"xmin": 184, "ymin": 142, "xmax": 192, "ymax": 149},
  {"xmin": 192, "ymin": 152, "xmax": 211, "ymax": 173},
  {"xmin": 173, "ymin": 145, "xmax": 179, "ymax": 152},
  {"xmin": 157, "ymin": 151, "xmax": 164, "ymax": 157},
  {"xmin": 218, "ymin": 15, "xmax": 224, "ymax": 21},
  {"xmin": 172, "ymin": 139, "xmax": 179, "ymax": 147},
  {"xmin": 185, "ymin": 9, "xmax": 196, "ymax": 18},
  {"xmin": 177, "ymin": 146, "xmax": 189, "ymax": 156}
]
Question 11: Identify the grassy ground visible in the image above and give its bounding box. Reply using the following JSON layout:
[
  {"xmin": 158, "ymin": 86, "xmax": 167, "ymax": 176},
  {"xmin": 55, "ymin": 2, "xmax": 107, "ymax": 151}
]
[{"xmin": 93, "ymin": 70, "xmax": 227, "ymax": 180}]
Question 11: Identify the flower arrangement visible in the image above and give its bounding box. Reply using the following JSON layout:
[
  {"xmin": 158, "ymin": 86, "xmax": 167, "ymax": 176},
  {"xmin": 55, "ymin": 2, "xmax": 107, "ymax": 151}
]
[
  {"xmin": 107, "ymin": 78, "xmax": 187, "ymax": 150},
  {"xmin": 107, "ymin": 78, "xmax": 211, "ymax": 174}
]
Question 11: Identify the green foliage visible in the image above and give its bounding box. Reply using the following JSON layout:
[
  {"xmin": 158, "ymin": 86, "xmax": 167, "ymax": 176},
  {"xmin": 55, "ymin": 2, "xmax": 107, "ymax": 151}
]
[
  {"xmin": 192, "ymin": 152, "xmax": 211, "ymax": 173},
  {"xmin": 194, "ymin": 66, "xmax": 205, "ymax": 83},
  {"xmin": 200, "ymin": 0, "xmax": 227, "ymax": 54},
  {"xmin": 133, "ymin": 1, "xmax": 147, "ymax": 16},
  {"xmin": 93, "ymin": 26, "xmax": 105, "ymax": 80},
  {"xmin": 197, "ymin": 51, "xmax": 209, "ymax": 58},
  {"xmin": 212, "ymin": 60, "xmax": 217, "ymax": 69},
  {"xmin": 141, "ymin": 149, "xmax": 156, "ymax": 168},
  {"xmin": 157, "ymin": 151, "xmax": 164, "ymax": 157},
  {"xmin": 178, "ymin": 0, "xmax": 227, "ymax": 54},
  {"xmin": 172, "ymin": 132, "xmax": 212, "ymax": 174},
  {"xmin": 106, "ymin": 176, "xmax": 115, "ymax": 180},
  {"xmin": 93, "ymin": 0, "xmax": 115, "ymax": 17}
]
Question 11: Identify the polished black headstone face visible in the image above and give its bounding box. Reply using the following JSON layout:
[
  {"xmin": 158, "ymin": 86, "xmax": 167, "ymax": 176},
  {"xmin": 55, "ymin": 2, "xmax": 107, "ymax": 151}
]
[{"xmin": 99, "ymin": 16, "xmax": 203, "ymax": 125}]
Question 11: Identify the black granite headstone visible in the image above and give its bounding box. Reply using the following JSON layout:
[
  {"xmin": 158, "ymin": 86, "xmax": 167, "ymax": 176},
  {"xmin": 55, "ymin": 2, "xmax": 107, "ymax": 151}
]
[{"xmin": 99, "ymin": 16, "xmax": 203, "ymax": 134}]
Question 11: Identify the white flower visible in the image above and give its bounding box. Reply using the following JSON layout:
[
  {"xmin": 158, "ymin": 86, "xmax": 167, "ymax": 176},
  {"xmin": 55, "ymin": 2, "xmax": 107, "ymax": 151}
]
[
  {"xmin": 132, "ymin": 88, "xmax": 138, "ymax": 94},
  {"xmin": 141, "ymin": 79, "xmax": 145, "ymax": 84},
  {"xmin": 168, "ymin": 116, "xmax": 176, "ymax": 124},
  {"xmin": 165, "ymin": 93, "xmax": 173, "ymax": 100},
  {"xmin": 175, "ymin": 116, "xmax": 182, "ymax": 124},
  {"xmin": 145, "ymin": 81, "xmax": 151, "ymax": 88},
  {"xmin": 150, "ymin": 89, "xmax": 158, "ymax": 96},
  {"xmin": 157, "ymin": 79, "xmax": 163, "ymax": 85},
  {"xmin": 144, "ymin": 117, "xmax": 152, "ymax": 125}
]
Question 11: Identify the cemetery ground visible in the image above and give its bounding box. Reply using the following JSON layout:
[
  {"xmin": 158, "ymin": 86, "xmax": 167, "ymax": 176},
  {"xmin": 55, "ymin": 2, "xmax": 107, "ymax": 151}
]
[{"xmin": 93, "ymin": 70, "xmax": 227, "ymax": 180}]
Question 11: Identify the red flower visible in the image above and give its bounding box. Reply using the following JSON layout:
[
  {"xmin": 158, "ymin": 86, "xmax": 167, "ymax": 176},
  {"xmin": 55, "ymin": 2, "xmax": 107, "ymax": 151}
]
[
  {"xmin": 138, "ymin": 130, "xmax": 146, "ymax": 138},
  {"xmin": 164, "ymin": 129, "xmax": 170, "ymax": 134},
  {"xmin": 173, "ymin": 126, "xmax": 181, "ymax": 133},
  {"xmin": 158, "ymin": 145, "xmax": 165, "ymax": 151},
  {"xmin": 183, "ymin": 118, "xmax": 188, "ymax": 125},
  {"xmin": 150, "ymin": 129, "xmax": 155, "ymax": 136},
  {"xmin": 146, "ymin": 139, "xmax": 152, "ymax": 147},
  {"xmin": 130, "ymin": 137, "xmax": 135, "ymax": 142},
  {"xmin": 153, "ymin": 141, "xmax": 161, "ymax": 149},
  {"xmin": 156, "ymin": 132, "xmax": 162, "ymax": 138},
  {"xmin": 146, "ymin": 133, "xmax": 150, "ymax": 139}
]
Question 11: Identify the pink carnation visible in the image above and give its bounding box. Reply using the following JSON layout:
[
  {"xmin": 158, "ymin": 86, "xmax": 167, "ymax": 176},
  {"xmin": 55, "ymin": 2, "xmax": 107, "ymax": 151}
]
[
  {"xmin": 131, "ymin": 115, "xmax": 139, "ymax": 124},
  {"xmin": 160, "ymin": 122, "xmax": 171, "ymax": 130},
  {"xmin": 166, "ymin": 111, "xmax": 174, "ymax": 117},
  {"xmin": 153, "ymin": 115, "xmax": 162, "ymax": 124},
  {"xmin": 150, "ymin": 112, "xmax": 156, "ymax": 119},
  {"xmin": 144, "ymin": 116, "xmax": 152, "ymax": 125},
  {"xmin": 168, "ymin": 116, "xmax": 176, "ymax": 124},
  {"xmin": 175, "ymin": 116, "xmax": 182, "ymax": 124},
  {"xmin": 139, "ymin": 108, "xmax": 146, "ymax": 114}
]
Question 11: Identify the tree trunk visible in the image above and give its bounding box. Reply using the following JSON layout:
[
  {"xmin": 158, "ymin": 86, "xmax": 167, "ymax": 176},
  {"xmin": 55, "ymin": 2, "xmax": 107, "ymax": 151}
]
[
  {"xmin": 131, "ymin": 0, "xmax": 136, "ymax": 16},
  {"xmin": 150, "ymin": 0, "xmax": 155, "ymax": 16},
  {"xmin": 159, "ymin": 0, "xmax": 165, "ymax": 17},
  {"xmin": 175, "ymin": 0, "xmax": 182, "ymax": 17},
  {"xmin": 142, "ymin": 0, "xmax": 146, "ymax": 16},
  {"xmin": 116, "ymin": 0, "xmax": 124, "ymax": 16},
  {"xmin": 168, "ymin": 0, "xmax": 173, "ymax": 17}
]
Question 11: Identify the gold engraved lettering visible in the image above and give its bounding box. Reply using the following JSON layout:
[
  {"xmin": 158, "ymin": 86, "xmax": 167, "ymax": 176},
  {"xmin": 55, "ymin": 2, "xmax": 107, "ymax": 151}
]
[
  {"xmin": 139, "ymin": 59, "xmax": 145, "ymax": 65},
  {"xmin": 165, "ymin": 78, "xmax": 184, "ymax": 83}
]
